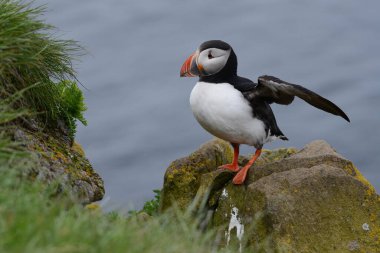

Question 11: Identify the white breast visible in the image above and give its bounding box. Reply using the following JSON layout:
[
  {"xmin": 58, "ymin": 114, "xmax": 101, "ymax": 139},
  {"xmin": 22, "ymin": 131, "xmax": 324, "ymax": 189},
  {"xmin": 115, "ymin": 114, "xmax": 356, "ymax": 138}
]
[{"xmin": 190, "ymin": 81, "xmax": 271, "ymax": 148}]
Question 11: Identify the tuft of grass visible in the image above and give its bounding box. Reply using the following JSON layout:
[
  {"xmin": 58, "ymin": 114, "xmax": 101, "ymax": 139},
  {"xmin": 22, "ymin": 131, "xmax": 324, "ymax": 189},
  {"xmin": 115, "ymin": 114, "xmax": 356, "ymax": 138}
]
[
  {"xmin": 0, "ymin": 90, "xmax": 27, "ymax": 125},
  {"xmin": 55, "ymin": 80, "xmax": 88, "ymax": 139},
  {"xmin": 140, "ymin": 189, "xmax": 161, "ymax": 216},
  {"xmin": 0, "ymin": 0, "xmax": 86, "ymax": 138}
]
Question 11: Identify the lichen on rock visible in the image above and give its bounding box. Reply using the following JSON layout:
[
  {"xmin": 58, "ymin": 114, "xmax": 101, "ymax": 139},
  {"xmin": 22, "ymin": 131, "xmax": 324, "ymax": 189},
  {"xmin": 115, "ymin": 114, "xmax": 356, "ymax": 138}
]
[
  {"xmin": 160, "ymin": 139, "xmax": 380, "ymax": 252},
  {"xmin": 11, "ymin": 122, "xmax": 104, "ymax": 204},
  {"xmin": 160, "ymin": 139, "xmax": 233, "ymax": 211}
]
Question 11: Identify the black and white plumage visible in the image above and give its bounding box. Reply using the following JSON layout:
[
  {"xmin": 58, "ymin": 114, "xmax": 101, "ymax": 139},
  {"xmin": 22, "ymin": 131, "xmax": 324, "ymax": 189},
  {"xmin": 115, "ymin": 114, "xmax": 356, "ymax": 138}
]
[{"xmin": 180, "ymin": 40, "xmax": 350, "ymax": 184}]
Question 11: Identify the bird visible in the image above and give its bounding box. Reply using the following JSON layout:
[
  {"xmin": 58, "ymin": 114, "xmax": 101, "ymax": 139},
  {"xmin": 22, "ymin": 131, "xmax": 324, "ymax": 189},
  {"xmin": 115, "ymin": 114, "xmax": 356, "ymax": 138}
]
[{"xmin": 180, "ymin": 40, "xmax": 350, "ymax": 185}]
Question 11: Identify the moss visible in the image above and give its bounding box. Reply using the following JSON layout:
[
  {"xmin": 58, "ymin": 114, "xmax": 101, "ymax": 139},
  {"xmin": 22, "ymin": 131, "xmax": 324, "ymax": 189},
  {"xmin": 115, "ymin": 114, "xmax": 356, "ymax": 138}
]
[
  {"xmin": 72, "ymin": 142, "xmax": 85, "ymax": 156},
  {"xmin": 160, "ymin": 139, "xmax": 233, "ymax": 211},
  {"xmin": 85, "ymin": 203, "xmax": 101, "ymax": 210},
  {"xmin": 343, "ymin": 162, "xmax": 377, "ymax": 197},
  {"xmin": 11, "ymin": 126, "xmax": 104, "ymax": 203},
  {"xmin": 257, "ymin": 147, "xmax": 298, "ymax": 164},
  {"xmin": 212, "ymin": 184, "xmax": 277, "ymax": 251},
  {"xmin": 238, "ymin": 147, "xmax": 298, "ymax": 168}
]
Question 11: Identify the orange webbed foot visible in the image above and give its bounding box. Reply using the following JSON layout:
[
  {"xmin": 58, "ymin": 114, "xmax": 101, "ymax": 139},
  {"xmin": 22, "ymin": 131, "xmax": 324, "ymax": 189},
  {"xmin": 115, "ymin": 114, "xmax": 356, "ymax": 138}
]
[
  {"xmin": 232, "ymin": 149, "xmax": 262, "ymax": 185},
  {"xmin": 232, "ymin": 165, "xmax": 249, "ymax": 184},
  {"xmin": 218, "ymin": 163, "xmax": 240, "ymax": 172}
]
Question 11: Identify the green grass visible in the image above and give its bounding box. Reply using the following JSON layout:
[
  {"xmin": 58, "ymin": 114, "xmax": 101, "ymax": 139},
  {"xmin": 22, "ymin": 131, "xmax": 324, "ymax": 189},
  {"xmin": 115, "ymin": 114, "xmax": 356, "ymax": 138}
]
[
  {"xmin": 0, "ymin": 126, "xmax": 239, "ymax": 253},
  {"xmin": 129, "ymin": 189, "xmax": 161, "ymax": 216},
  {"xmin": 0, "ymin": 185, "xmax": 230, "ymax": 253},
  {"xmin": 0, "ymin": 0, "xmax": 86, "ymax": 139},
  {"xmin": 55, "ymin": 80, "xmax": 88, "ymax": 139}
]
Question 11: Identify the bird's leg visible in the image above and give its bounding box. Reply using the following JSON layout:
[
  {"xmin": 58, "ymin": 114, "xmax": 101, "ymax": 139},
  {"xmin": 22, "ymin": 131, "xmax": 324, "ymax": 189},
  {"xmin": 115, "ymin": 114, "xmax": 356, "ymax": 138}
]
[
  {"xmin": 219, "ymin": 143, "xmax": 240, "ymax": 172},
  {"xmin": 232, "ymin": 149, "xmax": 262, "ymax": 185}
]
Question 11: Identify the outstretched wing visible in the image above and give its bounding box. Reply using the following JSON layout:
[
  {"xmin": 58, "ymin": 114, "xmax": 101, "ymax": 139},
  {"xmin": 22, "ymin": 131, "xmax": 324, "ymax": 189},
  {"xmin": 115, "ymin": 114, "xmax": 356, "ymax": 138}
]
[{"xmin": 244, "ymin": 75, "xmax": 350, "ymax": 122}]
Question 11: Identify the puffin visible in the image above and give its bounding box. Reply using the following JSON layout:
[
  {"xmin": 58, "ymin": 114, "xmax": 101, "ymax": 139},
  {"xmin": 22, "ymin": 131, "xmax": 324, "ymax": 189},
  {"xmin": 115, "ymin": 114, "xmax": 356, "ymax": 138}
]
[{"xmin": 180, "ymin": 40, "xmax": 350, "ymax": 185}]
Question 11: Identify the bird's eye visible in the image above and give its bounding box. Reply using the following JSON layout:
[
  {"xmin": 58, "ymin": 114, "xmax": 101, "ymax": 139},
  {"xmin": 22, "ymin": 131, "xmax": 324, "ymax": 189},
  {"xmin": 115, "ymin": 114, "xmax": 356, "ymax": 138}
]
[{"xmin": 208, "ymin": 51, "xmax": 213, "ymax": 59}]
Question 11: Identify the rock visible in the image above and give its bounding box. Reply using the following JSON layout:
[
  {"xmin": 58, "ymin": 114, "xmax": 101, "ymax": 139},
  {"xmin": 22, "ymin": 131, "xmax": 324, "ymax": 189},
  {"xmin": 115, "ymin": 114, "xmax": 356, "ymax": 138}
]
[
  {"xmin": 160, "ymin": 139, "xmax": 233, "ymax": 211},
  {"xmin": 12, "ymin": 126, "xmax": 104, "ymax": 204},
  {"xmin": 160, "ymin": 139, "xmax": 380, "ymax": 252}
]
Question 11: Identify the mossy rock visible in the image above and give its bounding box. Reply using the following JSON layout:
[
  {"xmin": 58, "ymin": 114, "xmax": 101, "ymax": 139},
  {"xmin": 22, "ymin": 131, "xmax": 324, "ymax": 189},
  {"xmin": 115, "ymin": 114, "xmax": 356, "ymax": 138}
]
[
  {"xmin": 160, "ymin": 139, "xmax": 233, "ymax": 211},
  {"xmin": 161, "ymin": 139, "xmax": 380, "ymax": 252},
  {"xmin": 11, "ymin": 124, "xmax": 104, "ymax": 204}
]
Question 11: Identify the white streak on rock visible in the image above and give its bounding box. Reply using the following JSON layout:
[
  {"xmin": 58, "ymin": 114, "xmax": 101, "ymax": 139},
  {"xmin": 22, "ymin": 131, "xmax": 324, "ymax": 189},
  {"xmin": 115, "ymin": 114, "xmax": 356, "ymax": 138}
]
[
  {"xmin": 221, "ymin": 188, "xmax": 228, "ymax": 198},
  {"xmin": 226, "ymin": 207, "xmax": 244, "ymax": 252}
]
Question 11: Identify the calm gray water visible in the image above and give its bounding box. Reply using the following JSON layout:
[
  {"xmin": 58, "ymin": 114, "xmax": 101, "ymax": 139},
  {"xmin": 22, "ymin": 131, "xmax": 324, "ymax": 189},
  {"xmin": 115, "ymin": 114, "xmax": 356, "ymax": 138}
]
[{"xmin": 35, "ymin": 0, "xmax": 380, "ymax": 211}]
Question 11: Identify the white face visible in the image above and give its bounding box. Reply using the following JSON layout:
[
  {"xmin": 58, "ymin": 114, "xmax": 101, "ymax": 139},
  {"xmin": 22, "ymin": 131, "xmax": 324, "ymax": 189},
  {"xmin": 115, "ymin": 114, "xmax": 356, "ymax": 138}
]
[{"xmin": 196, "ymin": 48, "xmax": 231, "ymax": 76}]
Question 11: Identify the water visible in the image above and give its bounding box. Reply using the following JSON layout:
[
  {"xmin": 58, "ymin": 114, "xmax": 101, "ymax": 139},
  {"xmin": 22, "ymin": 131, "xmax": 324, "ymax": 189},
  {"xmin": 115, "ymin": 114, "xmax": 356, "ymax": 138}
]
[{"xmin": 34, "ymin": 0, "xmax": 380, "ymax": 211}]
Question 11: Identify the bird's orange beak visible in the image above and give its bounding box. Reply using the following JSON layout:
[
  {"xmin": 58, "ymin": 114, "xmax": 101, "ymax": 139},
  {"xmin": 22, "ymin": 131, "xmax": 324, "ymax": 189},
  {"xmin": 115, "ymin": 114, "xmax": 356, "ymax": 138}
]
[{"xmin": 180, "ymin": 52, "xmax": 200, "ymax": 77}]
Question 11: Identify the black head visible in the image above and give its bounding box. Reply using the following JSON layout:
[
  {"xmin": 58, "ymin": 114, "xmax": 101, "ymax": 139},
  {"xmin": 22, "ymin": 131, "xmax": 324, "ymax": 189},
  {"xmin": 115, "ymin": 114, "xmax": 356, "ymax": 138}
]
[{"xmin": 180, "ymin": 40, "xmax": 238, "ymax": 83}]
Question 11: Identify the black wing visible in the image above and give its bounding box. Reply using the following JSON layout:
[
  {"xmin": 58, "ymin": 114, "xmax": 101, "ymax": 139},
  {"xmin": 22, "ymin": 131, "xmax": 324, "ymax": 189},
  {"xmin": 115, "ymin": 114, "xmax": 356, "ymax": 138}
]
[
  {"xmin": 243, "ymin": 75, "xmax": 350, "ymax": 122},
  {"xmin": 231, "ymin": 76, "xmax": 288, "ymax": 139}
]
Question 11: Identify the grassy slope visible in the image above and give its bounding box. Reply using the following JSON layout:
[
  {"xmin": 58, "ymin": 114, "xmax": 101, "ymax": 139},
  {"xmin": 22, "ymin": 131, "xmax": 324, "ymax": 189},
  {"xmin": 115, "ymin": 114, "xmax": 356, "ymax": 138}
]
[
  {"xmin": 0, "ymin": 137, "xmax": 236, "ymax": 253},
  {"xmin": 0, "ymin": 1, "xmax": 243, "ymax": 252}
]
